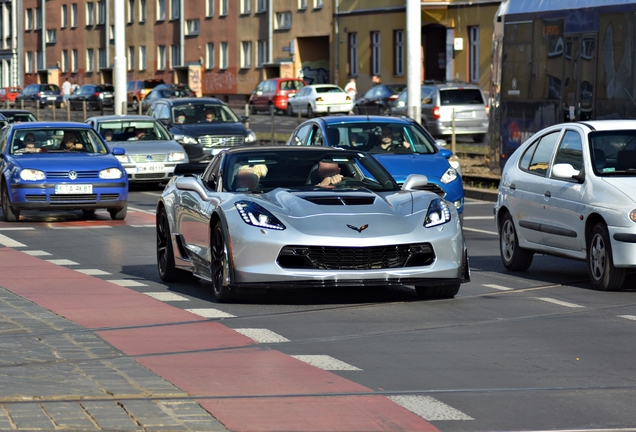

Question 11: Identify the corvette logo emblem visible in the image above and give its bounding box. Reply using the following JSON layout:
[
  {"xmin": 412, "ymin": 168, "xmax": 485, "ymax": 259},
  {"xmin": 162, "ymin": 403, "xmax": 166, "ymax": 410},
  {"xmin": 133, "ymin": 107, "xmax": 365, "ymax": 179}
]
[
  {"xmin": 347, "ymin": 224, "xmax": 368, "ymax": 233},
  {"xmin": 68, "ymin": 171, "xmax": 78, "ymax": 180}
]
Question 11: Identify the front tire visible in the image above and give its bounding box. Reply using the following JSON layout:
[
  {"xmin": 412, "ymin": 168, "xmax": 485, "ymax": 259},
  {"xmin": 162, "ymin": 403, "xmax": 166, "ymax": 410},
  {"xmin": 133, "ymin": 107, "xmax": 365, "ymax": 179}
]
[
  {"xmin": 211, "ymin": 222, "xmax": 237, "ymax": 302},
  {"xmin": 415, "ymin": 284, "xmax": 460, "ymax": 299},
  {"xmin": 588, "ymin": 222, "xmax": 626, "ymax": 291},
  {"xmin": 286, "ymin": 104, "xmax": 293, "ymax": 116},
  {"xmin": 249, "ymin": 102, "xmax": 257, "ymax": 115},
  {"xmin": 499, "ymin": 212, "xmax": 533, "ymax": 271},
  {"xmin": 307, "ymin": 105, "xmax": 314, "ymax": 118},
  {"xmin": 156, "ymin": 206, "xmax": 181, "ymax": 282},
  {"xmin": 109, "ymin": 203, "xmax": 127, "ymax": 220},
  {"xmin": 1, "ymin": 184, "xmax": 20, "ymax": 222}
]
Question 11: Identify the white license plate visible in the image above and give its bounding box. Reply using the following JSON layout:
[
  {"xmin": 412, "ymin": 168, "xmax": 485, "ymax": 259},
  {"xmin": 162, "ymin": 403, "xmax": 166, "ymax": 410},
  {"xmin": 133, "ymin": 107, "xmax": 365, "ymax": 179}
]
[
  {"xmin": 48, "ymin": 96, "xmax": 57, "ymax": 100},
  {"xmin": 137, "ymin": 164, "xmax": 165, "ymax": 173},
  {"xmin": 455, "ymin": 111, "xmax": 474, "ymax": 119},
  {"xmin": 55, "ymin": 184, "xmax": 93, "ymax": 194}
]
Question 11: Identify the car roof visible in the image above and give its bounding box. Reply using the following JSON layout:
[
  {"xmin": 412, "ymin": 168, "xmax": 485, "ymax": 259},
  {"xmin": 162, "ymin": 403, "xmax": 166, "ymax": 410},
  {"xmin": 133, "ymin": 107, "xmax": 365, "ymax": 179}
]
[
  {"xmin": 0, "ymin": 110, "xmax": 33, "ymax": 114},
  {"xmin": 224, "ymin": 145, "xmax": 351, "ymax": 155},
  {"xmin": 87, "ymin": 115, "xmax": 156, "ymax": 122},
  {"xmin": 577, "ymin": 120, "xmax": 636, "ymax": 131},
  {"xmin": 424, "ymin": 82, "xmax": 483, "ymax": 90},
  {"xmin": 162, "ymin": 97, "xmax": 224, "ymax": 106},
  {"xmin": 10, "ymin": 121, "xmax": 93, "ymax": 130},
  {"xmin": 318, "ymin": 115, "xmax": 416, "ymax": 126}
]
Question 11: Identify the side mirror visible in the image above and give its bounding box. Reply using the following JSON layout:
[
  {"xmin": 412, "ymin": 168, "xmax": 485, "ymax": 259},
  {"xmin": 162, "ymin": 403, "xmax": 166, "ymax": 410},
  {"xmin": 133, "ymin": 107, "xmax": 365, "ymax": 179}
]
[
  {"xmin": 438, "ymin": 148, "xmax": 452, "ymax": 159},
  {"xmin": 435, "ymin": 139, "xmax": 447, "ymax": 147},
  {"xmin": 402, "ymin": 174, "xmax": 428, "ymax": 190},
  {"xmin": 112, "ymin": 147, "xmax": 125, "ymax": 155},
  {"xmin": 175, "ymin": 176, "xmax": 210, "ymax": 201},
  {"xmin": 239, "ymin": 115, "xmax": 249, "ymax": 123},
  {"xmin": 552, "ymin": 163, "xmax": 584, "ymax": 183}
]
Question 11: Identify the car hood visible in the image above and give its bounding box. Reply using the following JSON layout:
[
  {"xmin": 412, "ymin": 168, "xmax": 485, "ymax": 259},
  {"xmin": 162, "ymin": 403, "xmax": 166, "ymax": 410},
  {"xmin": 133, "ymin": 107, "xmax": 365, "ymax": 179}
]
[
  {"xmin": 12, "ymin": 154, "xmax": 122, "ymax": 171},
  {"xmin": 170, "ymin": 122, "xmax": 247, "ymax": 137},
  {"xmin": 600, "ymin": 177, "xmax": 636, "ymax": 205},
  {"xmin": 371, "ymin": 153, "xmax": 450, "ymax": 183},
  {"xmin": 109, "ymin": 140, "xmax": 185, "ymax": 154}
]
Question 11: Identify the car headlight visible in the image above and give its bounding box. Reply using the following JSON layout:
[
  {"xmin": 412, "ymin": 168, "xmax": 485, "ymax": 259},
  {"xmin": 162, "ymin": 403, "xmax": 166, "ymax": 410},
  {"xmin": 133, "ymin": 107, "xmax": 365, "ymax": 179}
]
[
  {"xmin": 168, "ymin": 151, "xmax": 186, "ymax": 162},
  {"xmin": 19, "ymin": 169, "xmax": 45, "ymax": 181},
  {"xmin": 630, "ymin": 210, "xmax": 636, "ymax": 222},
  {"xmin": 245, "ymin": 130, "xmax": 257, "ymax": 143},
  {"xmin": 99, "ymin": 168, "xmax": 123, "ymax": 179},
  {"xmin": 115, "ymin": 154, "xmax": 128, "ymax": 163},
  {"xmin": 424, "ymin": 198, "xmax": 451, "ymax": 228},
  {"xmin": 173, "ymin": 134, "xmax": 199, "ymax": 145},
  {"xmin": 440, "ymin": 167, "xmax": 458, "ymax": 184},
  {"xmin": 235, "ymin": 201, "xmax": 286, "ymax": 231}
]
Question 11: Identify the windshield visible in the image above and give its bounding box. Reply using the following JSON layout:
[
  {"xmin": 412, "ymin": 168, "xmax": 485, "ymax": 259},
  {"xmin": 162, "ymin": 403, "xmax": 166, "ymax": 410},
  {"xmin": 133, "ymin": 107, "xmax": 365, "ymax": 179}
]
[
  {"xmin": 1, "ymin": 112, "xmax": 38, "ymax": 123},
  {"xmin": 171, "ymin": 104, "xmax": 239, "ymax": 124},
  {"xmin": 315, "ymin": 86, "xmax": 345, "ymax": 94},
  {"xmin": 324, "ymin": 123, "xmax": 437, "ymax": 154},
  {"xmin": 10, "ymin": 128, "xmax": 109, "ymax": 155},
  {"xmin": 224, "ymin": 150, "xmax": 399, "ymax": 193},
  {"xmin": 589, "ymin": 131, "xmax": 636, "ymax": 175},
  {"xmin": 97, "ymin": 120, "xmax": 172, "ymax": 142}
]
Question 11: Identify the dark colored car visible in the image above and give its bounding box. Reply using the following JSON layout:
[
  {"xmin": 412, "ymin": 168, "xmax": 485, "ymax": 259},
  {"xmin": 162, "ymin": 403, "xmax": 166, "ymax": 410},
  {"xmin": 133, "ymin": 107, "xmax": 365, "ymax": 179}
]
[
  {"xmin": 146, "ymin": 98, "xmax": 257, "ymax": 163},
  {"xmin": 249, "ymin": 78, "xmax": 306, "ymax": 114},
  {"xmin": 354, "ymin": 84, "xmax": 406, "ymax": 115},
  {"xmin": 15, "ymin": 84, "xmax": 63, "ymax": 108},
  {"xmin": 154, "ymin": 83, "xmax": 196, "ymax": 97},
  {"xmin": 0, "ymin": 110, "xmax": 38, "ymax": 123},
  {"xmin": 141, "ymin": 87, "xmax": 183, "ymax": 111},
  {"xmin": 127, "ymin": 79, "xmax": 165, "ymax": 112},
  {"xmin": 68, "ymin": 84, "xmax": 114, "ymax": 111}
]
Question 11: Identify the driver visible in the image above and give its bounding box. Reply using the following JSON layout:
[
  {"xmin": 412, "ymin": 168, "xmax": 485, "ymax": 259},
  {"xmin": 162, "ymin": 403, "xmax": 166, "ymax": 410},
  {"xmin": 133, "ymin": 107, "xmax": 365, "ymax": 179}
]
[
  {"xmin": 369, "ymin": 126, "xmax": 411, "ymax": 154},
  {"xmin": 315, "ymin": 161, "xmax": 343, "ymax": 187}
]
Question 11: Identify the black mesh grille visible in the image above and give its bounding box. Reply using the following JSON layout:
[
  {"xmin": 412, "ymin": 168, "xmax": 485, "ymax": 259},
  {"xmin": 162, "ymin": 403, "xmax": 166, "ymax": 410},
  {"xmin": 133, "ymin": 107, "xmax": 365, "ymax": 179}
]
[
  {"xmin": 46, "ymin": 171, "xmax": 99, "ymax": 179},
  {"xmin": 99, "ymin": 194, "xmax": 120, "ymax": 200},
  {"xmin": 25, "ymin": 195, "xmax": 46, "ymax": 202},
  {"xmin": 50, "ymin": 194, "xmax": 97, "ymax": 203},
  {"xmin": 277, "ymin": 243, "xmax": 435, "ymax": 270},
  {"xmin": 134, "ymin": 173, "xmax": 166, "ymax": 179},
  {"xmin": 301, "ymin": 196, "xmax": 376, "ymax": 206}
]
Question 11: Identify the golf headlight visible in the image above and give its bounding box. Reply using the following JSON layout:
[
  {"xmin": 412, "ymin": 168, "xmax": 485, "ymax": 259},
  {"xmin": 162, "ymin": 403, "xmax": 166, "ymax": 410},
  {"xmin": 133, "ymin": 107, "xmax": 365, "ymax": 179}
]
[
  {"xmin": 235, "ymin": 201, "xmax": 286, "ymax": 230},
  {"xmin": 174, "ymin": 134, "xmax": 198, "ymax": 145},
  {"xmin": 19, "ymin": 169, "xmax": 45, "ymax": 181},
  {"xmin": 630, "ymin": 210, "xmax": 636, "ymax": 223},
  {"xmin": 245, "ymin": 130, "xmax": 257, "ymax": 143},
  {"xmin": 440, "ymin": 167, "xmax": 458, "ymax": 184},
  {"xmin": 99, "ymin": 168, "xmax": 123, "ymax": 179},
  {"xmin": 168, "ymin": 151, "xmax": 186, "ymax": 162},
  {"xmin": 115, "ymin": 154, "xmax": 129, "ymax": 163},
  {"xmin": 424, "ymin": 198, "xmax": 451, "ymax": 228}
]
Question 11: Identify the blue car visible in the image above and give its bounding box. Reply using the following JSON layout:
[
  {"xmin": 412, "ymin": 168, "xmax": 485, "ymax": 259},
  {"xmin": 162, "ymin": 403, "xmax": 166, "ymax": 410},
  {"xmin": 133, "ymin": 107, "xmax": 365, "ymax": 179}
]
[
  {"xmin": 0, "ymin": 122, "xmax": 129, "ymax": 221},
  {"xmin": 286, "ymin": 115, "xmax": 465, "ymax": 217}
]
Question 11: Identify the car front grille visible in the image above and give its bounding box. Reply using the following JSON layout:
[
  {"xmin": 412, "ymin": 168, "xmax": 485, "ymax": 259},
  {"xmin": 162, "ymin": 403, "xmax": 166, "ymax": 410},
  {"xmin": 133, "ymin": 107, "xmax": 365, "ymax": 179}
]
[
  {"xmin": 50, "ymin": 194, "xmax": 98, "ymax": 203},
  {"xmin": 199, "ymin": 135, "xmax": 244, "ymax": 147},
  {"xmin": 277, "ymin": 243, "xmax": 435, "ymax": 270},
  {"xmin": 130, "ymin": 154, "xmax": 167, "ymax": 163},
  {"xmin": 47, "ymin": 171, "xmax": 99, "ymax": 179},
  {"xmin": 100, "ymin": 194, "xmax": 120, "ymax": 200},
  {"xmin": 25, "ymin": 195, "xmax": 46, "ymax": 202},
  {"xmin": 132, "ymin": 173, "xmax": 166, "ymax": 179}
]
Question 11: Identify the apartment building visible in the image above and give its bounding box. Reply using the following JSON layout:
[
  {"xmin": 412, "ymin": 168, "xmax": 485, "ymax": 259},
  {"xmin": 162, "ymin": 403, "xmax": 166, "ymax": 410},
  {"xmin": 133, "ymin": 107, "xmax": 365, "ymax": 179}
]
[{"xmin": 0, "ymin": 0, "xmax": 20, "ymax": 87}]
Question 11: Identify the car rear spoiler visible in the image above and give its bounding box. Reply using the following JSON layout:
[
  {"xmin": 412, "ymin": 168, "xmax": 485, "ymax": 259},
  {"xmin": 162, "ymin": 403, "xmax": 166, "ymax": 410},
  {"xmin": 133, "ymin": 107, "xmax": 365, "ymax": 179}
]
[{"xmin": 173, "ymin": 163, "xmax": 207, "ymax": 176}]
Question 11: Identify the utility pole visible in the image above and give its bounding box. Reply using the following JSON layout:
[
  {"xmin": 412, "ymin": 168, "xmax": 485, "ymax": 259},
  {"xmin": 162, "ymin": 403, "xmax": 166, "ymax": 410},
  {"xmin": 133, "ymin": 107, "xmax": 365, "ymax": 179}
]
[
  {"xmin": 406, "ymin": 0, "xmax": 422, "ymax": 124},
  {"xmin": 114, "ymin": 0, "xmax": 126, "ymax": 115}
]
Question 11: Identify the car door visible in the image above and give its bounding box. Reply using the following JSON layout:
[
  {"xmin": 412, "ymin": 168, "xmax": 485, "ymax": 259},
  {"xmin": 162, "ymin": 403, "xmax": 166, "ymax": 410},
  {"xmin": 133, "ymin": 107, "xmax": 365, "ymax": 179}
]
[
  {"xmin": 541, "ymin": 128, "xmax": 587, "ymax": 251},
  {"xmin": 508, "ymin": 129, "xmax": 563, "ymax": 245}
]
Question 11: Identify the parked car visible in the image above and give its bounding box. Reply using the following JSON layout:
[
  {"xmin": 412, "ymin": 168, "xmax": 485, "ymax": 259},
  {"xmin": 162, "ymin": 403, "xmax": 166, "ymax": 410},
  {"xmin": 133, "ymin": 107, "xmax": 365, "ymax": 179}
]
[
  {"xmin": 249, "ymin": 78, "xmax": 306, "ymax": 114},
  {"xmin": 286, "ymin": 115, "xmax": 465, "ymax": 219},
  {"xmin": 146, "ymin": 98, "xmax": 257, "ymax": 163},
  {"xmin": 392, "ymin": 82, "xmax": 489, "ymax": 142},
  {"xmin": 15, "ymin": 84, "xmax": 63, "ymax": 108},
  {"xmin": 156, "ymin": 146, "xmax": 469, "ymax": 302},
  {"xmin": 286, "ymin": 84, "xmax": 353, "ymax": 117},
  {"xmin": 68, "ymin": 84, "xmax": 114, "ymax": 111},
  {"xmin": 354, "ymin": 84, "xmax": 406, "ymax": 116},
  {"xmin": 153, "ymin": 83, "xmax": 196, "ymax": 97},
  {"xmin": 0, "ymin": 87, "xmax": 22, "ymax": 105},
  {"xmin": 127, "ymin": 79, "xmax": 164, "ymax": 112},
  {"xmin": 495, "ymin": 120, "xmax": 636, "ymax": 291},
  {"xmin": 0, "ymin": 110, "xmax": 38, "ymax": 123},
  {"xmin": 0, "ymin": 122, "xmax": 128, "ymax": 221},
  {"xmin": 86, "ymin": 115, "xmax": 188, "ymax": 184},
  {"xmin": 141, "ymin": 87, "xmax": 182, "ymax": 112}
]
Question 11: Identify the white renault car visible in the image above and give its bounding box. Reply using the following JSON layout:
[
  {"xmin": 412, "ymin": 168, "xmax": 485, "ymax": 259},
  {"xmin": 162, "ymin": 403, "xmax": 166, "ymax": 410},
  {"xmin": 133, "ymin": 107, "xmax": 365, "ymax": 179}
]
[{"xmin": 495, "ymin": 120, "xmax": 636, "ymax": 291}]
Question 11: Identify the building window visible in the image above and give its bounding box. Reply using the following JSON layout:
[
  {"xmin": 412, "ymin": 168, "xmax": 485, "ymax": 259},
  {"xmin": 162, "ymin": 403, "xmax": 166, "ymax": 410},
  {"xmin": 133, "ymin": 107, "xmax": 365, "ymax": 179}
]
[
  {"xmin": 170, "ymin": 44, "xmax": 180, "ymax": 69},
  {"xmin": 298, "ymin": 0, "xmax": 307, "ymax": 10},
  {"xmin": 139, "ymin": 0, "xmax": 147, "ymax": 22},
  {"xmin": 157, "ymin": 45, "xmax": 166, "ymax": 70},
  {"xmin": 275, "ymin": 12, "xmax": 291, "ymax": 29},
  {"xmin": 139, "ymin": 46, "xmax": 146, "ymax": 70},
  {"xmin": 127, "ymin": 46, "xmax": 135, "ymax": 70},
  {"xmin": 205, "ymin": 43, "xmax": 214, "ymax": 69},
  {"xmin": 98, "ymin": 1, "xmax": 105, "ymax": 24},
  {"xmin": 170, "ymin": 0, "xmax": 179, "ymax": 20},
  {"xmin": 240, "ymin": 41, "xmax": 252, "ymax": 69},
  {"xmin": 206, "ymin": 0, "xmax": 214, "ymax": 17},
  {"xmin": 370, "ymin": 31, "xmax": 381, "ymax": 76},
  {"xmin": 128, "ymin": 0, "xmax": 134, "ymax": 23},
  {"xmin": 35, "ymin": 7, "xmax": 42, "ymax": 29},
  {"xmin": 25, "ymin": 52, "xmax": 33, "ymax": 73},
  {"xmin": 71, "ymin": 4, "xmax": 78, "ymax": 27},
  {"xmin": 348, "ymin": 32, "xmax": 358, "ymax": 76},
  {"xmin": 469, "ymin": 26, "xmax": 480, "ymax": 83},
  {"xmin": 157, "ymin": 0, "xmax": 166, "ymax": 20},
  {"xmin": 86, "ymin": 2, "xmax": 95, "ymax": 26},
  {"xmin": 86, "ymin": 48, "xmax": 95, "ymax": 72},
  {"xmin": 219, "ymin": 42, "xmax": 228, "ymax": 69},
  {"xmin": 257, "ymin": 0, "xmax": 267, "ymax": 12},
  {"xmin": 37, "ymin": 51, "xmax": 44, "ymax": 70},
  {"xmin": 61, "ymin": 51, "xmax": 68, "ymax": 72},
  {"xmin": 257, "ymin": 40, "xmax": 267, "ymax": 67},
  {"xmin": 220, "ymin": 0, "xmax": 228, "ymax": 16},
  {"xmin": 72, "ymin": 49, "xmax": 78, "ymax": 72},
  {"xmin": 61, "ymin": 5, "xmax": 68, "ymax": 28},
  {"xmin": 46, "ymin": 29, "xmax": 57, "ymax": 44},
  {"xmin": 314, "ymin": 0, "xmax": 324, "ymax": 8},
  {"xmin": 394, "ymin": 30, "xmax": 404, "ymax": 76},
  {"xmin": 109, "ymin": 25, "xmax": 114, "ymax": 41},
  {"xmin": 240, "ymin": 0, "xmax": 251, "ymax": 14},
  {"xmin": 185, "ymin": 19, "xmax": 200, "ymax": 36},
  {"xmin": 25, "ymin": 9, "xmax": 33, "ymax": 31},
  {"xmin": 99, "ymin": 48, "xmax": 107, "ymax": 69}
]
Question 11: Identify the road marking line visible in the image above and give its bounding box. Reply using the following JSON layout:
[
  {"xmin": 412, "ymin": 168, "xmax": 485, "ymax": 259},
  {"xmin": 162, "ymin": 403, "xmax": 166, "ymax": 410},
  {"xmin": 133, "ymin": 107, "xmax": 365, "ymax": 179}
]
[
  {"xmin": 0, "ymin": 234, "xmax": 26, "ymax": 248},
  {"xmin": 0, "ymin": 227, "xmax": 35, "ymax": 231},
  {"xmin": 291, "ymin": 355, "xmax": 362, "ymax": 371},
  {"xmin": 388, "ymin": 395, "xmax": 474, "ymax": 421},
  {"xmin": 49, "ymin": 226, "xmax": 112, "ymax": 230},
  {"xmin": 186, "ymin": 308, "xmax": 236, "ymax": 318},
  {"xmin": 463, "ymin": 227, "xmax": 498, "ymax": 236},
  {"xmin": 535, "ymin": 297, "xmax": 585, "ymax": 308},
  {"xmin": 233, "ymin": 328, "xmax": 289, "ymax": 343},
  {"xmin": 143, "ymin": 292, "xmax": 189, "ymax": 301},
  {"xmin": 141, "ymin": 192, "xmax": 162, "ymax": 197},
  {"xmin": 107, "ymin": 279, "xmax": 148, "ymax": 287},
  {"xmin": 76, "ymin": 269, "xmax": 111, "ymax": 275},
  {"xmin": 128, "ymin": 206, "xmax": 156, "ymax": 215},
  {"xmin": 46, "ymin": 259, "xmax": 79, "ymax": 266},
  {"xmin": 483, "ymin": 284, "xmax": 512, "ymax": 291},
  {"xmin": 463, "ymin": 216, "xmax": 494, "ymax": 220},
  {"xmin": 463, "ymin": 200, "xmax": 492, "ymax": 205},
  {"xmin": 23, "ymin": 250, "xmax": 51, "ymax": 256},
  {"xmin": 618, "ymin": 315, "xmax": 636, "ymax": 321},
  {"xmin": 130, "ymin": 225, "xmax": 156, "ymax": 228}
]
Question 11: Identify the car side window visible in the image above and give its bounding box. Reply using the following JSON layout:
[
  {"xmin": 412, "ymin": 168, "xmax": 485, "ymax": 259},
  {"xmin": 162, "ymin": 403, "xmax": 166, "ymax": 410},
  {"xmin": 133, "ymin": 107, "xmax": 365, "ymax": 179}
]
[
  {"xmin": 422, "ymin": 88, "xmax": 434, "ymax": 105},
  {"xmin": 522, "ymin": 131, "xmax": 560, "ymax": 176},
  {"xmin": 0, "ymin": 128, "xmax": 7, "ymax": 153},
  {"xmin": 264, "ymin": 81, "xmax": 275, "ymax": 92},
  {"xmin": 156, "ymin": 104, "xmax": 169, "ymax": 120},
  {"xmin": 291, "ymin": 124, "xmax": 312, "ymax": 145},
  {"xmin": 552, "ymin": 130, "xmax": 583, "ymax": 173},
  {"xmin": 307, "ymin": 125, "xmax": 324, "ymax": 146},
  {"xmin": 202, "ymin": 155, "xmax": 222, "ymax": 190}
]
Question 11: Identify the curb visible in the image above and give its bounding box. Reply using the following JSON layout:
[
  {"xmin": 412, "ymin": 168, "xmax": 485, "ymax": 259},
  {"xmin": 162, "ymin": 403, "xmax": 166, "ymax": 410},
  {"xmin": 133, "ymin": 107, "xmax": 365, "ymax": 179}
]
[{"xmin": 464, "ymin": 186, "xmax": 498, "ymax": 202}]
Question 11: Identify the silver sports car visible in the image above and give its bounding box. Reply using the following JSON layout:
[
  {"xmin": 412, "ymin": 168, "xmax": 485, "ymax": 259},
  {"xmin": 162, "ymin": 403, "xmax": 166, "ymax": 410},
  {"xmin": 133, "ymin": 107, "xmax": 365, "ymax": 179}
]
[{"xmin": 156, "ymin": 146, "xmax": 469, "ymax": 302}]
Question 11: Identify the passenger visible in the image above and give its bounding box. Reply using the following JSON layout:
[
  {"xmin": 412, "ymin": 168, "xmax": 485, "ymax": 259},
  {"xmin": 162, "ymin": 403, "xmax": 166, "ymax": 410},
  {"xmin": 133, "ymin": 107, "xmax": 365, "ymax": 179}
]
[
  {"xmin": 129, "ymin": 128, "xmax": 146, "ymax": 141},
  {"xmin": 175, "ymin": 110, "xmax": 186, "ymax": 124},
  {"xmin": 19, "ymin": 133, "xmax": 40, "ymax": 153},
  {"xmin": 61, "ymin": 131, "xmax": 84, "ymax": 151},
  {"xmin": 315, "ymin": 161, "xmax": 343, "ymax": 187},
  {"xmin": 102, "ymin": 129, "xmax": 113, "ymax": 141},
  {"xmin": 235, "ymin": 164, "xmax": 268, "ymax": 191}
]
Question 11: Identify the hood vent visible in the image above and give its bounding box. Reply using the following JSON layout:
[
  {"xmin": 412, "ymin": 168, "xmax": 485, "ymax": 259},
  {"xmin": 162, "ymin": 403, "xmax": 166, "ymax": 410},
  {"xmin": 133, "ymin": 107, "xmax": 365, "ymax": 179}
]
[{"xmin": 301, "ymin": 195, "xmax": 376, "ymax": 206}]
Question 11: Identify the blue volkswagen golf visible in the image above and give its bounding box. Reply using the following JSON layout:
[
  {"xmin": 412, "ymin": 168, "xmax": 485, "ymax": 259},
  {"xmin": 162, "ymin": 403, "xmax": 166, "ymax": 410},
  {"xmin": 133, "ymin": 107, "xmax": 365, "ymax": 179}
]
[
  {"xmin": 0, "ymin": 122, "xmax": 128, "ymax": 221},
  {"xmin": 286, "ymin": 115, "xmax": 465, "ymax": 218}
]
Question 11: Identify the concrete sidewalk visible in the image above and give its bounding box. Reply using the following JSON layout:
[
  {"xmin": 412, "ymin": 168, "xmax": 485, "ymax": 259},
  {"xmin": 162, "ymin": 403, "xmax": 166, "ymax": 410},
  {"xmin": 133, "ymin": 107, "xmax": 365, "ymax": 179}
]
[{"xmin": 0, "ymin": 287, "xmax": 227, "ymax": 431}]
